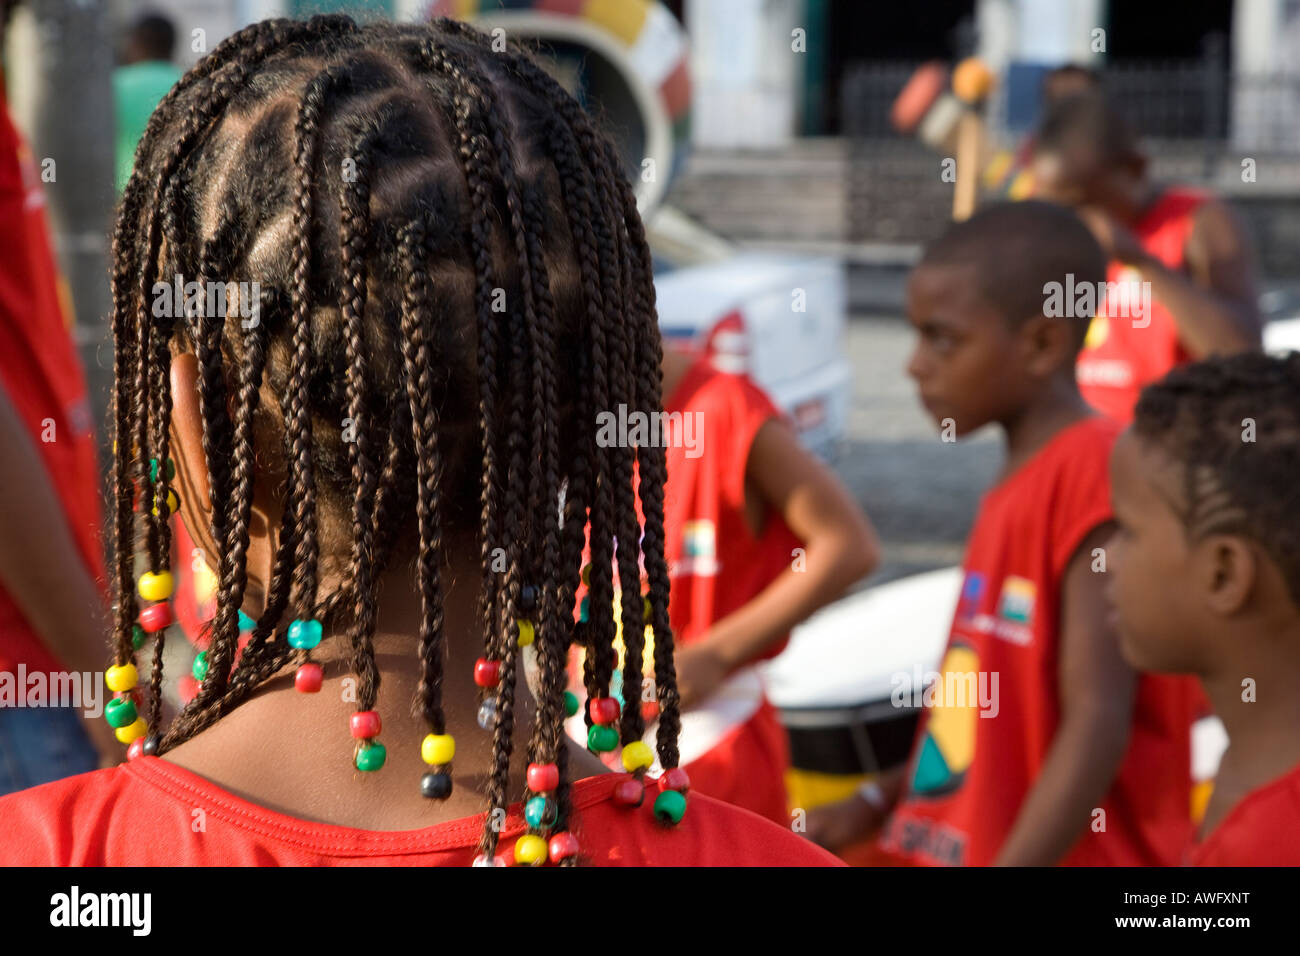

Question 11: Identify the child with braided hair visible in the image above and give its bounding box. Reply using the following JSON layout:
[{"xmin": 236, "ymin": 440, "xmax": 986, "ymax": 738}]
[
  {"xmin": 1109, "ymin": 352, "xmax": 1300, "ymax": 866},
  {"xmin": 0, "ymin": 15, "xmax": 838, "ymax": 867}
]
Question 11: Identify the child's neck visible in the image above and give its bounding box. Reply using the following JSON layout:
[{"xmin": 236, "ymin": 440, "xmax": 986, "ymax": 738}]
[
  {"xmin": 1197, "ymin": 622, "xmax": 1300, "ymax": 837},
  {"xmin": 163, "ymin": 536, "xmax": 610, "ymax": 831},
  {"xmin": 996, "ymin": 378, "xmax": 1093, "ymax": 481}
]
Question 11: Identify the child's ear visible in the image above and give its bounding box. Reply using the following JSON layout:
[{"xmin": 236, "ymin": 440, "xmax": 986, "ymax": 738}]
[
  {"xmin": 1020, "ymin": 314, "xmax": 1072, "ymax": 377},
  {"xmin": 1198, "ymin": 534, "xmax": 1256, "ymax": 616}
]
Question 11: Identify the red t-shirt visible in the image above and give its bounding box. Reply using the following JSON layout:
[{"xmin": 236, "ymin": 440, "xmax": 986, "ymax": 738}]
[
  {"xmin": 0, "ymin": 101, "xmax": 105, "ymax": 677},
  {"xmin": 0, "ymin": 756, "xmax": 843, "ymax": 866},
  {"xmin": 1186, "ymin": 762, "xmax": 1300, "ymax": 866},
  {"xmin": 878, "ymin": 417, "xmax": 1199, "ymax": 866},
  {"xmin": 1076, "ymin": 187, "xmax": 1208, "ymax": 424}
]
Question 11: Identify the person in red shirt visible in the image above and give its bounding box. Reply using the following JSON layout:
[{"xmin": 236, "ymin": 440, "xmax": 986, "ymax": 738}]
[
  {"xmin": 805, "ymin": 202, "xmax": 1198, "ymax": 865},
  {"xmin": 0, "ymin": 29, "xmax": 116, "ymax": 789},
  {"xmin": 574, "ymin": 349, "xmax": 878, "ymax": 826},
  {"xmin": 1031, "ymin": 91, "xmax": 1260, "ymax": 424},
  {"xmin": 1108, "ymin": 352, "xmax": 1300, "ymax": 866},
  {"xmin": 0, "ymin": 16, "xmax": 842, "ymax": 867}
]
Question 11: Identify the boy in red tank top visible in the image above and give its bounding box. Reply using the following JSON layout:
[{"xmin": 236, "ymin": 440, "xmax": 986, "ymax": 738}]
[
  {"xmin": 1032, "ymin": 92, "xmax": 1260, "ymax": 424},
  {"xmin": 806, "ymin": 202, "xmax": 1198, "ymax": 865},
  {"xmin": 1109, "ymin": 353, "xmax": 1300, "ymax": 866}
]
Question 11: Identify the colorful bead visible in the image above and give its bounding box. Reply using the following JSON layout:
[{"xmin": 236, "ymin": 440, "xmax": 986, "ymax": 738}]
[
  {"xmin": 191, "ymin": 651, "xmax": 209, "ymax": 682},
  {"xmin": 473, "ymin": 658, "xmax": 501, "ymax": 688},
  {"xmin": 131, "ymin": 624, "xmax": 146, "ymax": 650},
  {"xmin": 115, "ymin": 717, "xmax": 148, "ymax": 745},
  {"xmin": 472, "ymin": 854, "xmax": 506, "ymax": 868},
  {"xmin": 613, "ymin": 777, "xmax": 644, "ymax": 807},
  {"xmin": 137, "ymin": 570, "xmax": 174, "ymax": 602},
  {"xmin": 104, "ymin": 696, "xmax": 138, "ymax": 729},
  {"xmin": 142, "ymin": 735, "xmax": 161, "ymax": 757},
  {"xmin": 477, "ymin": 697, "xmax": 499, "ymax": 730},
  {"xmin": 643, "ymin": 595, "xmax": 653, "ymax": 621},
  {"xmin": 237, "ymin": 609, "xmax": 256, "ymax": 632},
  {"xmin": 525, "ymin": 795, "xmax": 557, "ymax": 828},
  {"xmin": 294, "ymin": 663, "xmax": 323, "ymax": 693},
  {"xmin": 653, "ymin": 789, "xmax": 687, "ymax": 825},
  {"xmin": 105, "ymin": 663, "xmax": 138, "ymax": 693},
  {"xmin": 350, "ymin": 710, "xmax": 382, "ymax": 739},
  {"xmin": 581, "ymin": 563, "xmax": 592, "ymax": 586},
  {"xmin": 579, "ymin": 595, "xmax": 590, "ymax": 623},
  {"xmin": 421, "ymin": 733, "xmax": 455, "ymax": 766},
  {"xmin": 287, "ymin": 618, "xmax": 322, "ymax": 650},
  {"xmin": 148, "ymin": 457, "xmax": 175, "ymax": 483},
  {"xmin": 178, "ymin": 675, "xmax": 199, "ymax": 705},
  {"xmin": 564, "ymin": 690, "xmax": 580, "ymax": 717},
  {"xmin": 590, "ymin": 696, "xmax": 620, "ymax": 726},
  {"xmin": 548, "ymin": 831, "xmax": 580, "ymax": 863},
  {"xmin": 621, "ymin": 741, "xmax": 654, "ymax": 772},
  {"xmin": 661, "ymin": 767, "xmax": 691, "ymax": 794},
  {"xmin": 641, "ymin": 700, "xmax": 660, "ymax": 721},
  {"xmin": 516, "ymin": 619, "xmax": 535, "ymax": 647},
  {"xmin": 513, "ymin": 834, "xmax": 548, "ymax": 866},
  {"xmin": 139, "ymin": 603, "xmax": 173, "ymax": 633},
  {"xmin": 151, "ymin": 489, "xmax": 181, "ymax": 517},
  {"xmin": 519, "ymin": 584, "xmax": 537, "ymax": 613},
  {"xmin": 126, "ymin": 738, "xmax": 145, "ymax": 761},
  {"xmin": 587, "ymin": 725, "xmax": 619, "ymax": 753},
  {"xmin": 526, "ymin": 762, "xmax": 559, "ymax": 793},
  {"xmin": 421, "ymin": 772, "xmax": 453, "ymax": 800},
  {"xmin": 355, "ymin": 741, "xmax": 386, "ymax": 771}
]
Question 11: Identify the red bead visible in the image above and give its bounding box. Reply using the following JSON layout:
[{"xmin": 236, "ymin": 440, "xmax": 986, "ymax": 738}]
[
  {"xmin": 527, "ymin": 762, "xmax": 559, "ymax": 792},
  {"xmin": 661, "ymin": 767, "xmax": 691, "ymax": 794},
  {"xmin": 613, "ymin": 777, "xmax": 645, "ymax": 807},
  {"xmin": 126, "ymin": 738, "xmax": 145, "ymax": 761},
  {"xmin": 548, "ymin": 831, "xmax": 580, "ymax": 863},
  {"xmin": 473, "ymin": 658, "xmax": 501, "ymax": 688},
  {"xmin": 589, "ymin": 696, "xmax": 620, "ymax": 726},
  {"xmin": 350, "ymin": 710, "xmax": 381, "ymax": 738},
  {"xmin": 294, "ymin": 663, "xmax": 323, "ymax": 694},
  {"xmin": 641, "ymin": 700, "xmax": 660, "ymax": 721},
  {"xmin": 233, "ymin": 632, "xmax": 251, "ymax": 667},
  {"xmin": 138, "ymin": 603, "xmax": 173, "ymax": 633},
  {"xmin": 177, "ymin": 676, "xmax": 199, "ymax": 705}
]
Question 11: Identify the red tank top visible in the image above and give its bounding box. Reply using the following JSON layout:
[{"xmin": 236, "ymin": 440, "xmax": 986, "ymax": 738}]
[
  {"xmin": 0, "ymin": 102, "xmax": 105, "ymax": 677},
  {"xmin": 1076, "ymin": 187, "xmax": 1208, "ymax": 423},
  {"xmin": 878, "ymin": 418, "xmax": 1198, "ymax": 866},
  {"xmin": 1186, "ymin": 760, "xmax": 1300, "ymax": 866}
]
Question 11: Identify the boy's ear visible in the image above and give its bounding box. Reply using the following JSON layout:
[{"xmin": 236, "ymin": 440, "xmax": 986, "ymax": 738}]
[
  {"xmin": 1020, "ymin": 314, "xmax": 1074, "ymax": 378},
  {"xmin": 1197, "ymin": 534, "xmax": 1256, "ymax": 616}
]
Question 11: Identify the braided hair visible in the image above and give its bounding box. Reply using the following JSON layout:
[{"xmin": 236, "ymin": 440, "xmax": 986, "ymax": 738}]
[
  {"xmin": 1132, "ymin": 351, "xmax": 1300, "ymax": 608},
  {"xmin": 108, "ymin": 15, "xmax": 683, "ymax": 866}
]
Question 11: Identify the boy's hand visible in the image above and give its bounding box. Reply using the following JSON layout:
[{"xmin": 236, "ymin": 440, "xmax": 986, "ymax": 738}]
[
  {"xmin": 804, "ymin": 791, "xmax": 885, "ymax": 852},
  {"xmin": 674, "ymin": 642, "xmax": 729, "ymax": 710}
]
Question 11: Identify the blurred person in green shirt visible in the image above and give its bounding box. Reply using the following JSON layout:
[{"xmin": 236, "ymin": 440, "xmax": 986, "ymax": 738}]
[{"xmin": 113, "ymin": 12, "xmax": 182, "ymax": 192}]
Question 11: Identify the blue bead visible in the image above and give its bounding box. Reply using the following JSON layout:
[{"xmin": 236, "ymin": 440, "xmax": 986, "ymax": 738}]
[
  {"xmin": 288, "ymin": 618, "xmax": 322, "ymax": 650},
  {"xmin": 525, "ymin": 795, "xmax": 556, "ymax": 828},
  {"xmin": 237, "ymin": 609, "xmax": 255, "ymax": 632},
  {"xmin": 579, "ymin": 596, "xmax": 589, "ymax": 623}
]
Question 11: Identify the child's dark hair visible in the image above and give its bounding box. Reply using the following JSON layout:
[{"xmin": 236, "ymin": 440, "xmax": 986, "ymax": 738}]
[
  {"xmin": 1133, "ymin": 352, "xmax": 1300, "ymax": 609},
  {"xmin": 1036, "ymin": 90, "xmax": 1141, "ymax": 167},
  {"xmin": 920, "ymin": 200, "xmax": 1107, "ymax": 345},
  {"xmin": 108, "ymin": 15, "xmax": 680, "ymax": 864}
]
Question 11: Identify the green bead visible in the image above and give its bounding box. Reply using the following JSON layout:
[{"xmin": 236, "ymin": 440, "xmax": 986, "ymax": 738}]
[
  {"xmin": 192, "ymin": 651, "xmax": 209, "ymax": 681},
  {"xmin": 149, "ymin": 457, "xmax": 175, "ymax": 483},
  {"xmin": 653, "ymin": 789, "xmax": 687, "ymax": 825},
  {"xmin": 105, "ymin": 696, "xmax": 138, "ymax": 729},
  {"xmin": 525, "ymin": 795, "xmax": 556, "ymax": 828},
  {"xmin": 587, "ymin": 724, "xmax": 619, "ymax": 753},
  {"xmin": 356, "ymin": 741, "xmax": 386, "ymax": 772},
  {"xmin": 579, "ymin": 595, "xmax": 589, "ymax": 623},
  {"xmin": 131, "ymin": 624, "xmax": 146, "ymax": 650},
  {"xmin": 563, "ymin": 690, "xmax": 580, "ymax": 718},
  {"xmin": 237, "ymin": 609, "xmax": 255, "ymax": 632}
]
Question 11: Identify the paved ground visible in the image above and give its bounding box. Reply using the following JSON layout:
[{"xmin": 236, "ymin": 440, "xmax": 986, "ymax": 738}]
[{"xmin": 832, "ymin": 315, "xmax": 1001, "ymax": 587}]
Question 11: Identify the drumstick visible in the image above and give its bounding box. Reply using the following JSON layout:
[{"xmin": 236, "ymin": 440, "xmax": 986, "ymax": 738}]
[{"xmin": 950, "ymin": 58, "xmax": 996, "ymax": 222}]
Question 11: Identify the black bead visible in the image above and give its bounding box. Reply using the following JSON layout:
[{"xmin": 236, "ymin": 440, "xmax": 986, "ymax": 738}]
[
  {"xmin": 141, "ymin": 735, "xmax": 161, "ymax": 757},
  {"xmin": 519, "ymin": 584, "xmax": 537, "ymax": 614},
  {"xmin": 421, "ymin": 772, "xmax": 453, "ymax": 800}
]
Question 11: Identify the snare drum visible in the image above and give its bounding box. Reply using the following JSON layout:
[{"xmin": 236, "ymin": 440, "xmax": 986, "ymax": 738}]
[{"xmin": 761, "ymin": 567, "xmax": 961, "ymax": 809}]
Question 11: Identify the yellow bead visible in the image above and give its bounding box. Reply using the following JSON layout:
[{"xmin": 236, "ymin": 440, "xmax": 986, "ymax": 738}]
[
  {"xmin": 421, "ymin": 733, "xmax": 456, "ymax": 766},
  {"xmin": 105, "ymin": 663, "xmax": 138, "ymax": 692},
  {"xmin": 516, "ymin": 619, "xmax": 535, "ymax": 647},
  {"xmin": 137, "ymin": 570, "xmax": 175, "ymax": 602},
  {"xmin": 514, "ymin": 834, "xmax": 548, "ymax": 866},
  {"xmin": 151, "ymin": 489, "xmax": 180, "ymax": 517},
  {"xmin": 621, "ymin": 740, "xmax": 654, "ymax": 772},
  {"xmin": 115, "ymin": 717, "xmax": 147, "ymax": 744}
]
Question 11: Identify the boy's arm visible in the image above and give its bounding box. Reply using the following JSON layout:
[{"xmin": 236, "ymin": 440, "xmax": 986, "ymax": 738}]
[
  {"xmin": 993, "ymin": 522, "xmax": 1137, "ymax": 866},
  {"xmin": 674, "ymin": 418, "xmax": 880, "ymax": 708}
]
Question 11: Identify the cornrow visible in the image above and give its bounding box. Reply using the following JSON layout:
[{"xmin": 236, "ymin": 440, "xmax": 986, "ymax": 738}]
[{"xmin": 110, "ymin": 15, "xmax": 684, "ymax": 864}]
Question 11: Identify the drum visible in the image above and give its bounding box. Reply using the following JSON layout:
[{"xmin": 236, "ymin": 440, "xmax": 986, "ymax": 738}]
[{"xmin": 761, "ymin": 566, "xmax": 961, "ymax": 809}]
